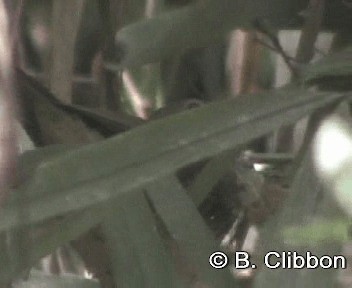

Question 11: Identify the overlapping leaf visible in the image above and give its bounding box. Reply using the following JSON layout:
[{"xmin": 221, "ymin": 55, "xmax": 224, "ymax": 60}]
[
  {"xmin": 303, "ymin": 46, "xmax": 352, "ymax": 83},
  {"xmin": 147, "ymin": 176, "xmax": 236, "ymax": 287},
  {"xmin": 0, "ymin": 88, "xmax": 348, "ymax": 232},
  {"xmin": 109, "ymin": 0, "xmax": 305, "ymax": 68},
  {"xmin": 102, "ymin": 190, "xmax": 175, "ymax": 288},
  {"xmin": 0, "ymin": 206, "xmax": 104, "ymax": 284}
]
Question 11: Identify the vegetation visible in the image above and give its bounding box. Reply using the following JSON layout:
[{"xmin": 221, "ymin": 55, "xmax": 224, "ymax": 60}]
[{"xmin": 1, "ymin": 0, "xmax": 352, "ymax": 287}]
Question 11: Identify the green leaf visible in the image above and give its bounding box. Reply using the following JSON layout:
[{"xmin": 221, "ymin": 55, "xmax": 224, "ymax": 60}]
[
  {"xmin": 18, "ymin": 145, "xmax": 80, "ymax": 183},
  {"xmin": 0, "ymin": 207, "xmax": 103, "ymax": 284},
  {"xmin": 282, "ymin": 219, "xmax": 350, "ymax": 246},
  {"xmin": 303, "ymin": 46, "xmax": 352, "ymax": 83},
  {"xmin": 102, "ymin": 190, "xmax": 175, "ymax": 288},
  {"xmin": 109, "ymin": 0, "xmax": 305, "ymax": 68},
  {"xmin": 188, "ymin": 149, "xmax": 241, "ymax": 206},
  {"xmin": 146, "ymin": 176, "xmax": 236, "ymax": 288},
  {"xmin": 254, "ymin": 149, "xmax": 344, "ymax": 288},
  {"xmin": 0, "ymin": 88, "xmax": 347, "ymax": 231}
]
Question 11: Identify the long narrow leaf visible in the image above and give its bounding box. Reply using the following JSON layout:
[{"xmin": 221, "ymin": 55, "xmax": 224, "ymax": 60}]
[
  {"xmin": 147, "ymin": 176, "xmax": 236, "ymax": 288},
  {"xmin": 254, "ymin": 150, "xmax": 342, "ymax": 288},
  {"xmin": 0, "ymin": 207, "xmax": 103, "ymax": 284},
  {"xmin": 0, "ymin": 88, "xmax": 348, "ymax": 231},
  {"xmin": 303, "ymin": 46, "xmax": 352, "ymax": 83},
  {"xmin": 188, "ymin": 149, "xmax": 241, "ymax": 206},
  {"xmin": 102, "ymin": 191, "xmax": 175, "ymax": 288}
]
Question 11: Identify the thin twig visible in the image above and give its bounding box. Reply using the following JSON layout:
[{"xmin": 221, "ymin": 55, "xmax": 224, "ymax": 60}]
[
  {"xmin": 254, "ymin": 37, "xmax": 296, "ymax": 62},
  {"xmin": 254, "ymin": 20, "xmax": 299, "ymax": 78},
  {"xmin": 256, "ymin": 38, "xmax": 327, "ymax": 62}
]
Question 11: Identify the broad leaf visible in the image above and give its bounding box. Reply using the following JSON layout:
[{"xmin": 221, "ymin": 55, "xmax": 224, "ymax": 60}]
[{"xmin": 109, "ymin": 0, "xmax": 305, "ymax": 68}]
